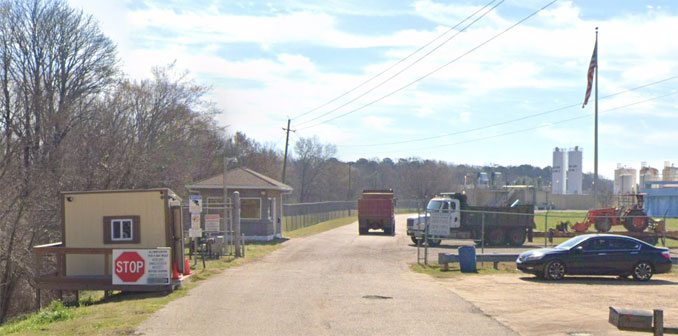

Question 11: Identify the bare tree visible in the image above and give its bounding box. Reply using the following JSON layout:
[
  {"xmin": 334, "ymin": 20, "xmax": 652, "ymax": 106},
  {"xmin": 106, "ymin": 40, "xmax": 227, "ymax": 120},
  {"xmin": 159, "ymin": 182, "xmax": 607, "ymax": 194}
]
[
  {"xmin": 292, "ymin": 136, "xmax": 336, "ymax": 202},
  {"xmin": 0, "ymin": 0, "xmax": 117, "ymax": 322}
]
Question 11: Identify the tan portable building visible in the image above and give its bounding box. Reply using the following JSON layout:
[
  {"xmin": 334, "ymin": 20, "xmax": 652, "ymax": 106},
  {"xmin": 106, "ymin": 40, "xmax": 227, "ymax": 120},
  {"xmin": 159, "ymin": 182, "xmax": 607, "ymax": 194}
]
[{"xmin": 34, "ymin": 189, "xmax": 185, "ymax": 293}]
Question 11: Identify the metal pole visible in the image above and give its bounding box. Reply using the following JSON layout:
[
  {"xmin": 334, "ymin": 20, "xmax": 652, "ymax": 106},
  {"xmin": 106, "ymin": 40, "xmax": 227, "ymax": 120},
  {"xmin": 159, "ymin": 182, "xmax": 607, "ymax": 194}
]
[
  {"xmin": 481, "ymin": 213, "xmax": 485, "ymax": 255},
  {"xmin": 233, "ymin": 192, "xmax": 242, "ymax": 258},
  {"xmin": 544, "ymin": 211, "xmax": 549, "ymax": 247},
  {"xmin": 594, "ymin": 27, "xmax": 599, "ymax": 208},
  {"xmin": 223, "ymin": 156, "xmax": 229, "ymax": 256}
]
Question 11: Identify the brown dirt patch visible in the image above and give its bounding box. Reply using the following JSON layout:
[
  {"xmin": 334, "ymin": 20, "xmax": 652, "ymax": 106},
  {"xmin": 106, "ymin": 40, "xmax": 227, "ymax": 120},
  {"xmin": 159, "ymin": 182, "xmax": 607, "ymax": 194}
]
[{"xmin": 438, "ymin": 272, "xmax": 678, "ymax": 335}]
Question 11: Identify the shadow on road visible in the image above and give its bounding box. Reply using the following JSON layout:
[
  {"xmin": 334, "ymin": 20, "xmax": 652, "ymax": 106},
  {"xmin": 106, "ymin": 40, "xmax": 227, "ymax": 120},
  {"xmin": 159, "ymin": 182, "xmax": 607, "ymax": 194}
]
[{"xmin": 519, "ymin": 276, "xmax": 678, "ymax": 286}]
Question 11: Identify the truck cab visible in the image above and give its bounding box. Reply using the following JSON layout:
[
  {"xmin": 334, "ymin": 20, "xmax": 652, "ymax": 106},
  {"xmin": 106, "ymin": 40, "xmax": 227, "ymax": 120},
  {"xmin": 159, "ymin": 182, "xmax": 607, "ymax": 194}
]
[{"xmin": 407, "ymin": 194, "xmax": 463, "ymax": 245}]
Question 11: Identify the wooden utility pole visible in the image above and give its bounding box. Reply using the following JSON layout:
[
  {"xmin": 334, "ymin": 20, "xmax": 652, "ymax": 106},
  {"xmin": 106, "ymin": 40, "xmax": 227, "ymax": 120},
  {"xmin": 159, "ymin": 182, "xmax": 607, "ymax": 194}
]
[{"xmin": 281, "ymin": 119, "xmax": 294, "ymax": 183}]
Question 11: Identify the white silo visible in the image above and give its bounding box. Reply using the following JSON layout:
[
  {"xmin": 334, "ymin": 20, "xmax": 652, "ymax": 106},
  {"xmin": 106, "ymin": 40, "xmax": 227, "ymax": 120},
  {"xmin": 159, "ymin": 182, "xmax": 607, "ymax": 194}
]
[
  {"xmin": 663, "ymin": 161, "xmax": 678, "ymax": 181},
  {"xmin": 639, "ymin": 162, "xmax": 659, "ymax": 190},
  {"xmin": 566, "ymin": 146, "xmax": 583, "ymax": 194},
  {"xmin": 552, "ymin": 147, "xmax": 567, "ymax": 195},
  {"xmin": 614, "ymin": 165, "xmax": 637, "ymax": 195}
]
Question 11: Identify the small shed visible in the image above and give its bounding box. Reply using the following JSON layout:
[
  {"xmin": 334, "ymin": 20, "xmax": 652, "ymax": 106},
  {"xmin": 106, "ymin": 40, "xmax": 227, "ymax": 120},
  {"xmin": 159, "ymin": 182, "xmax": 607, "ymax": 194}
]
[
  {"xmin": 34, "ymin": 189, "xmax": 186, "ymax": 295},
  {"xmin": 186, "ymin": 167, "xmax": 292, "ymax": 241}
]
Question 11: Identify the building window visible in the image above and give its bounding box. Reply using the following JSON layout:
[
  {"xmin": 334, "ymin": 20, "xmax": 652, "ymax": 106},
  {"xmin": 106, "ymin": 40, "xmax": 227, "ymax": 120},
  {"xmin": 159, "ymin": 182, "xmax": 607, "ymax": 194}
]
[
  {"xmin": 241, "ymin": 198, "xmax": 261, "ymax": 220},
  {"xmin": 103, "ymin": 216, "xmax": 140, "ymax": 244},
  {"xmin": 112, "ymin": 219, "xmax": 133, "ymax": 241}
]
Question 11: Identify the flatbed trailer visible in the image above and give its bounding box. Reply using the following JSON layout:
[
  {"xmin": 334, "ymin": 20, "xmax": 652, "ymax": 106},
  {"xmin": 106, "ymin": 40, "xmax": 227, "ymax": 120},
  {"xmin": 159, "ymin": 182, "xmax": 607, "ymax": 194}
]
[{"xmin": 533, "ymin": 230, "xmax": 678, "ymax": 245}]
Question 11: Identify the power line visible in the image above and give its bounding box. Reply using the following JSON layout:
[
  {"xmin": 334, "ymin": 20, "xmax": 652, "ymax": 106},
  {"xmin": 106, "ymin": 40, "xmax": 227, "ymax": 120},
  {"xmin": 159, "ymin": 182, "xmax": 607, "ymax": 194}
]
[
  {"xmin": 294, "ymin": 0, "xmax": 507, "ymax": 127},
  {"xmin": 298, "ymin": 0, "xmax": 559, "ymax": 131},
  {"xmin": 290, "ymin": 0, "xmax": 500, "ymax": 123},
  {"xmin": 352, "ymin": 90, "xmax": 678, "ymax": 156},
  {"xmin": 336, "ymin": 74, "xmax": 678, "ymax": 147}
]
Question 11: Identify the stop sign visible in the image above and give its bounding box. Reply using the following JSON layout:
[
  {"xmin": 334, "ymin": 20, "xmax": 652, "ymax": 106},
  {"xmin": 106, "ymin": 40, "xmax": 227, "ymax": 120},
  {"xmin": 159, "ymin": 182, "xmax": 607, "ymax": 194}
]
[{"xmin": 114, "ymin": 251, "xmax": 145, "ymax": 283}]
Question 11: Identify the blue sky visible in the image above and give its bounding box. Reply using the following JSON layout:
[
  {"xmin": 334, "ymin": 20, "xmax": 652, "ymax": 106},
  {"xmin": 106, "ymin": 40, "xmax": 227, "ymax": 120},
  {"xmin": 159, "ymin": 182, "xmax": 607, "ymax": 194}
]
[{"xmin": 67, "ymin": 0, "xmax": 678, "ymax": 179}]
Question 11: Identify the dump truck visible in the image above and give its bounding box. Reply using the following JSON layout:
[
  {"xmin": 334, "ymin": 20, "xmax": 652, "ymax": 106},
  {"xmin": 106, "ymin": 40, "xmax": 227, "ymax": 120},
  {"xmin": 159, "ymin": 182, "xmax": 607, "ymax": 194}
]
[
  {"xmin": 358, "ymin": 189, "xmax": 395, "ymax": 235},
  {"xmin": 407, "ymin": 192, "xmax": 535, "ymax": 246}
]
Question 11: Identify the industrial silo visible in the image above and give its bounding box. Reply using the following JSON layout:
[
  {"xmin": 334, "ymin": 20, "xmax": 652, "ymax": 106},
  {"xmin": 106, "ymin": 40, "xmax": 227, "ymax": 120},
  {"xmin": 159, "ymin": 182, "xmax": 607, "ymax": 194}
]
[
  {"xmin": 614, "ymin": 165, "xmax": 637, "ymax": 195},
  {"xmin": 639, "ymin": 162, "xmax": 659, "ymax": 190},
  {"xmin": 663, "ymin": 161, "xmax": 678, "ymax": 181},
  {"xmin": 566, "ymin": 146, "xmax": 583, "ymax": 194},
  {"xmin": 552, "ymin": 147, "xmax": 567, "ymax": 195}
]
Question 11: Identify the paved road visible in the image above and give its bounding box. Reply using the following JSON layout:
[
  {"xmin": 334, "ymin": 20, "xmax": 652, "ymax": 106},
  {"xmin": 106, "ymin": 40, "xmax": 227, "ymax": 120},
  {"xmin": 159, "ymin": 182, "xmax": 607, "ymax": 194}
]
[{"xmin": 138, "ymin": 215, "xmax": 518, "ymax": 335}]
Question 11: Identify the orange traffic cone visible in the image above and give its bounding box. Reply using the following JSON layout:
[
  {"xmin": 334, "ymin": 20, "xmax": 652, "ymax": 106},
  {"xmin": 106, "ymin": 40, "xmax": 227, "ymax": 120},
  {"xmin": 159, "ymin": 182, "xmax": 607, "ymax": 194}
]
[
  {"xmin": 171, "ymin": 262, "xmax": 181, "ymax": 280},
  {"xmin": 183, "ymin": 258, "xmax": 193, "ymax": 276}
]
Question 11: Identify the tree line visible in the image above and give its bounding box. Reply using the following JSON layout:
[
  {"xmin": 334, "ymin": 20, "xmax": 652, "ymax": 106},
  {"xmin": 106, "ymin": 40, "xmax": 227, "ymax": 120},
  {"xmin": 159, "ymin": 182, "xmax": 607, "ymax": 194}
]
[{"xmin": 0, "ymin": 0, "xmax": 611, "ymax": 322}]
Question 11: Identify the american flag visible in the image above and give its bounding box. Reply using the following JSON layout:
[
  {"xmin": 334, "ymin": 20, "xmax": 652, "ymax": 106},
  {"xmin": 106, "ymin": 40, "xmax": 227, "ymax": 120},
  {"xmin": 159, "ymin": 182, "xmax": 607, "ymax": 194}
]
[{"xmin": 582, "ymin": 41, "xmax": 597, "ymax": 108}]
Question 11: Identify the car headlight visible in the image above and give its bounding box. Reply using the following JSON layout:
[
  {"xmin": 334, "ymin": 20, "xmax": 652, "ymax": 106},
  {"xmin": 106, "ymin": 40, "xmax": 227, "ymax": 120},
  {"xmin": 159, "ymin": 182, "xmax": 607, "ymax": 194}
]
[{"xmin": 525, "ymin": 252, "xmax": 545, "ymax": 261}]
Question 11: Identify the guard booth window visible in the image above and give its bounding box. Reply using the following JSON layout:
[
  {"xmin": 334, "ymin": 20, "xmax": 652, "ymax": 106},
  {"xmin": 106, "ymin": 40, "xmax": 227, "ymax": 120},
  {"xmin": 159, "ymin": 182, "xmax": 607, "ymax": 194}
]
[
  {"xmin": 103, "ymin": 215, "xmax": 140, "ymax": 244},
  {"xmin": 112, "ymin": 219, "xmax": 133, "ymax": 241},
  {"xmin": 241, "ymin": 198, "xmax": 261, "ymax": 220}
]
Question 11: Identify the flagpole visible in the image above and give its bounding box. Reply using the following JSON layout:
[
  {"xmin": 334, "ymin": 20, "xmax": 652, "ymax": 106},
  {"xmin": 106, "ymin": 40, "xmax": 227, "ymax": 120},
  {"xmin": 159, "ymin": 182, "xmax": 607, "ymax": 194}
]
[{"xmin": 594, "ymin": 27, "xmax": 599, "ymax": 208}]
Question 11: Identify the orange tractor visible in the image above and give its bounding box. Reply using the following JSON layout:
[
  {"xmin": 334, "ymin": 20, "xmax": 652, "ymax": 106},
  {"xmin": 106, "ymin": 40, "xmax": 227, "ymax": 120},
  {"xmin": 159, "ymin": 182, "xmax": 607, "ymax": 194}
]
[{"xmin": 573, "ymin": 194, "xmax": 652, "ymax": 233}]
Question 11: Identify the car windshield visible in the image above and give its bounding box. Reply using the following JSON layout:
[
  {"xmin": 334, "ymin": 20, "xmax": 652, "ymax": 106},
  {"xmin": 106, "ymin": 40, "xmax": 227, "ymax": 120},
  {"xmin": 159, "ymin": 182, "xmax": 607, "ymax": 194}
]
[
  {"xmin": 427, "ymin": 200, "xmax": 443, "ymax": 211},
  {"xmin": 555, "ymin": 235, "xmax": 589, "ymax": 249}
]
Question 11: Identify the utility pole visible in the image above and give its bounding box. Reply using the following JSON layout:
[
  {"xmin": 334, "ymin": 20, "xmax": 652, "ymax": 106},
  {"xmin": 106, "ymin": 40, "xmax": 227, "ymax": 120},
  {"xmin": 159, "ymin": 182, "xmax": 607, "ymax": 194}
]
[
  {"xmin": 347, "ymin": 162, "xmax": 352, "ymax": 201},
  {"xmin": 281, "ymin": 119, "xmax": 295, "ymax": 183}
]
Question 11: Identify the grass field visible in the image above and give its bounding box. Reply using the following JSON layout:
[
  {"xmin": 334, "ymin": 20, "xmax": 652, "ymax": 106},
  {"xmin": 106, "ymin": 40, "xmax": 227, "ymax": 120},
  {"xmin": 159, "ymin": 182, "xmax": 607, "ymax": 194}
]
[
  {"xmin": 531, "ymin": 211, "xmax": 678, "ymax": 248},
  {"xmin": 0, "ymin": 215, "xmax": 359, "ymax": 335}
]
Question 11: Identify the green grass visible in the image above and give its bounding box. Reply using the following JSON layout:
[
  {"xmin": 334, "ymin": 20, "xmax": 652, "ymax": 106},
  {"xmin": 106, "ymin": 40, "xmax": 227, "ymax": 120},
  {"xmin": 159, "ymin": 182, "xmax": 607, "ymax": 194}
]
[
  {"xmin": 531, "ymin": 211, "xmax": 678, "ymax": 248},
  {"xmin": 0, "ymin": 242, "xmax": 282, "ymax": 336},
  {"xmin": 284, "ymin": 216, "xmax": 357, "ymax": 238},
  {"xmin": 411, "ymin": 262, "xmax": 517, "ymax": 279},
  {"xmin": 1, "ymin": 214, "xmax": 356, "ymax": 336}
]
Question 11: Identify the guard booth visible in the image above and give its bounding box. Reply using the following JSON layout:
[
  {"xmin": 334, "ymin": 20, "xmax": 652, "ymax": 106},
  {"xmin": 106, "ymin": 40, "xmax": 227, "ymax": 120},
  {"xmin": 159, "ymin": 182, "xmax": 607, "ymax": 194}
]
[{"xmin": 33, "ymin": 189, "xmax": 186, "ymax": 302}]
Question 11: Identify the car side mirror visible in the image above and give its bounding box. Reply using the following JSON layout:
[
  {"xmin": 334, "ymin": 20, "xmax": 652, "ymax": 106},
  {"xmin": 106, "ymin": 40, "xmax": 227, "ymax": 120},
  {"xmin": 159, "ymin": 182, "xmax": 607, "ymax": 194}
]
[{"xmin": 573, "ymin": 246, "xmax": 583, "ymax": 254}]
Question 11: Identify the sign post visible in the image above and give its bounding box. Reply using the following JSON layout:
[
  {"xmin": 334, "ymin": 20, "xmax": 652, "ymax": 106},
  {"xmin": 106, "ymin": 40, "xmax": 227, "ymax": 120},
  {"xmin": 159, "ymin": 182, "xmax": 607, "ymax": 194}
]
[{"xmin": 112, "ymin": 249, "xmax": 170, "ymax": 285}]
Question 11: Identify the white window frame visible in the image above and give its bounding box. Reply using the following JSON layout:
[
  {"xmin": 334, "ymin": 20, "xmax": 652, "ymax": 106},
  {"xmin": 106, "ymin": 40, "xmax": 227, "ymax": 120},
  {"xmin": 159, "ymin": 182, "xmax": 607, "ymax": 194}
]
[
  {"xmin": 111, "ymin": 219, "xmax": 134, "ymax": 241},
  {"xmin": 241, "ymin": 197, "xmax": 262, "ymax": 220}
]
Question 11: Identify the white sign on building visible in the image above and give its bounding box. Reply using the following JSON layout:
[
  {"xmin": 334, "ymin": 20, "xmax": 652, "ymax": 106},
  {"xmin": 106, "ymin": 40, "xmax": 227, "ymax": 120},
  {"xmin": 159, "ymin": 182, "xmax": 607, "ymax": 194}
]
[{"xmin": 112, "ymin": 248, "xmax": 170, "ymax": 285}]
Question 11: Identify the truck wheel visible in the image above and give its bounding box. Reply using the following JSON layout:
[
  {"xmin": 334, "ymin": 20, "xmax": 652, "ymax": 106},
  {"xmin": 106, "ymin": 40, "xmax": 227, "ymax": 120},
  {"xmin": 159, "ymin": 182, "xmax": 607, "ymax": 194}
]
[
  {"xmin": 487, "ymin": 228, "xmax": 505, "ymax": 246},
  {"xmin": 623, "ymin": 210, "xmax": 649, "ymax": 232},
  {"xmin": 505, "ymin": 228, "xmax": 526, "ymax": 246},
  {"xmin": 594, "ymin": 218, "xmax": 612, "ymax": 232},
  {"xmin": 427, "ymin": 239, "xmax": 441, "ymax": 247},
  {"xmin": 383, "ymin": 227, "xmax": 392, "ymax": 235},
  {"xmin": 359, "ymin": 228, "xmax": 368, "ymax": 235}
]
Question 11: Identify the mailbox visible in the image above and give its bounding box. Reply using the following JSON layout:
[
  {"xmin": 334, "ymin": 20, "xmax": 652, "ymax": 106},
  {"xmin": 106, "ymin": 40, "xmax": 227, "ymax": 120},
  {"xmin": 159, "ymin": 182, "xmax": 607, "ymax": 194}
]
[{"xmin": 609, "ymin": 307, "xmax": 652, "ymax": 331}]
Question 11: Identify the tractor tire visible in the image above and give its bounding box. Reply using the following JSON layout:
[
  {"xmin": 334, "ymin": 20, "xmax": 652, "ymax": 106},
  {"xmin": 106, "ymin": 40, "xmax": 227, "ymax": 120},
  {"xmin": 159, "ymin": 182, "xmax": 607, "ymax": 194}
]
[
  {"xmin": 505, "ymin": 228, "xmax": 527, "ymax": 246},
  {"xmin": 594, "ymin": 218, "xmax": 612, "ymax": 232},
  {"xmin": 487, "ymin": 228, "xmax": 505, "ymax": 246},
  {"xmin": 623, "ymin": 209, "xmax": 649, "ymax": 232}
]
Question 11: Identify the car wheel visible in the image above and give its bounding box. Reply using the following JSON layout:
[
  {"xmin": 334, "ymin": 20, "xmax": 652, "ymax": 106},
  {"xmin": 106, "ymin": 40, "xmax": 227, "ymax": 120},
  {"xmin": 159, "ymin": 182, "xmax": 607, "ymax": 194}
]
[
  {"xmin": 632, "ymin": 262, "xmax": 653, "ymax": 281},
  {"xmin": 411, "ymin": 236, "xmax": 421, "ymax": 245},
  {"xmin": 544, "ymin": 260, "xmax": 566, "ymax": 280}
]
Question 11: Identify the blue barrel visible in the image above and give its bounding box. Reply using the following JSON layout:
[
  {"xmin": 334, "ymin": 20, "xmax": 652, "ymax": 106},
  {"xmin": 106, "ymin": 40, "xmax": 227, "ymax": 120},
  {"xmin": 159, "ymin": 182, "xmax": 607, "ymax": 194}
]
[{"xmin": 458, "ymin": 246, "xmax": 477, "ymax": 273}]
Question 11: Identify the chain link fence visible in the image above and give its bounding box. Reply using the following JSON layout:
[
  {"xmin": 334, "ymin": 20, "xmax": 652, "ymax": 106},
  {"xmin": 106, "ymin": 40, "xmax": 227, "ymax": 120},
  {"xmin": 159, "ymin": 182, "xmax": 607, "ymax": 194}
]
[{"xmin": 282, "ymin": 199, "xmax": 425, "ymax": 232}]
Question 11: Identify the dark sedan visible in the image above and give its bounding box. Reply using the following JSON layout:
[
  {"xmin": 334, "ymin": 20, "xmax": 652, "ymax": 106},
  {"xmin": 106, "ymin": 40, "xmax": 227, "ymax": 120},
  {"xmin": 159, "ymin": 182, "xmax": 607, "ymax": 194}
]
[{"xmin": 516, "ymin": 234, "xmax": 672, "ymax": 281}]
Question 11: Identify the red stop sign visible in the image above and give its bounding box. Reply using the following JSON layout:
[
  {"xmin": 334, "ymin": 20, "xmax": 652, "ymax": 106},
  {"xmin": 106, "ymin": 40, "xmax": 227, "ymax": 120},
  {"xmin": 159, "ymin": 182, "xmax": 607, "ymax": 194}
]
[{"xmin": 114, "ymin": 251, "xmax": 145, "ymax": 283}]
